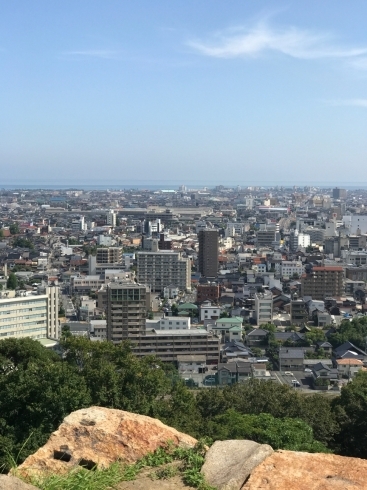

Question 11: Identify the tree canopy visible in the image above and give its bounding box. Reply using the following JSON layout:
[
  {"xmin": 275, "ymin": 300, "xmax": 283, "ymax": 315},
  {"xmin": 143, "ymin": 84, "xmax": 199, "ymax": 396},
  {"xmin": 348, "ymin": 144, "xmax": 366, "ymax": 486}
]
[
  {"xmin": 1, "ymin": 337, "xmax": 367, "ymax": 471},
  {"xmin": 6, "ymin": 272, "xmax": 17, "ymax": 290}
]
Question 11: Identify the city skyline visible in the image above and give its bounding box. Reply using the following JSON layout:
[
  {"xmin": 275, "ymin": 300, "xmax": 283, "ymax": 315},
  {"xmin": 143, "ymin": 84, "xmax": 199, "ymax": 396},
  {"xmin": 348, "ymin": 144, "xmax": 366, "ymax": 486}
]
[{"xmin": 1, "ymin": 1, "xmax": 367, "ymax": 183}]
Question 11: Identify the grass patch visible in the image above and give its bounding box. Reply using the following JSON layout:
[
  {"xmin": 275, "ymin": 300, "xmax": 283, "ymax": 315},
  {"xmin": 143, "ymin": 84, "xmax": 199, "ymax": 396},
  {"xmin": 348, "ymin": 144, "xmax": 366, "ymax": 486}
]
[
  {"xmin": 18, "ymin": 440, "xmax": 216, "ymax": 490},
  {"xmin": 151, "ymin": 464, "xmax": 179, "ymax": 480}
]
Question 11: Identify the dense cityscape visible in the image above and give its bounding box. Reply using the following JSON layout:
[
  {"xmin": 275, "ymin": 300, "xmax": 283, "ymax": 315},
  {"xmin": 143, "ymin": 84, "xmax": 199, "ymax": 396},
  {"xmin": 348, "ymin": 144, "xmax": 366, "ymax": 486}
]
[
  {"xmin": 1, "ymin": 184, "xmax": 367, "ymax": 390},
  {"xmin": 3, "ymin": 1, "xmax": 367, "ymax": 485}
]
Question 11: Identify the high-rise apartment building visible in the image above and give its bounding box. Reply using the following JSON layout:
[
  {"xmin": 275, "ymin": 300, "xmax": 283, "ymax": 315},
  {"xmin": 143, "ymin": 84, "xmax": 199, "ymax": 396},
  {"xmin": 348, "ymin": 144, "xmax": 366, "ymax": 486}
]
[
  {"xmin": 106, "ymin": 281, "xmax": 219, "ymax": 363},
  {"xmin": 96, "ymin": 247, "xmax": 123, "ymax": 265},
  {"xmin": 301, "ymin": 266, "xmax": 344, "ymax": 299},
  {"xmin": 333, "ymin": 188, "xmax": 347, "ymax": 200},
  {"xmin": 198, "ymin": 229, "xmax": 218, "ymax": 278},
  {"xmin": 254, "ymin": 291, "xmax": 273, "ymax": 325},
  {"xmin": 0, "ymin": 286, "xmax": 59, "ymax": 340},
  {"xmin": 106, "ymin": 210, "xmax": 117, "ymax": 227},
  {"xmin": 106, "ymin": 282, "xmax": 147, "ymax": 342},
  {"xmin": 256, "ymin": 229, "xmax": 276, "ymax": 248},
  {"xmin": 136, "ymin": 251, "xmax": 191, "ymax": 292}
]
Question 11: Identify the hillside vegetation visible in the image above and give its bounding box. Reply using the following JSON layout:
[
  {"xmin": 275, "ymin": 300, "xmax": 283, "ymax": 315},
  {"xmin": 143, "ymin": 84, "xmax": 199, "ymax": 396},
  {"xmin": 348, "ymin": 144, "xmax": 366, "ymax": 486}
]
[{"xmin": 0, "ymin": 336, "xmax": 366, "ymax": 471}]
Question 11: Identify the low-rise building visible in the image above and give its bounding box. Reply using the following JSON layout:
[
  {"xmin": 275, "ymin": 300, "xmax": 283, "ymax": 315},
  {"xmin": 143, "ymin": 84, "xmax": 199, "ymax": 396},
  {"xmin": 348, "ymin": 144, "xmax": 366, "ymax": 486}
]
[
  {"xmin": 196, "ymin": 283, "xmax": 220, "ymax": 304},
  {"xmin": 279, "ymin": 347, "xmax": 304, "ymax": 370},
  {"xmin": 199, "ymin": 301, "xmax": 221, "ymax": 321},
  {"xmin": 131, "ymin": 328, "xmax": 220, "ymax": 364},
  {"xmin": 335, "ymin": 359, "xmax": 364, "ymax": 378}
]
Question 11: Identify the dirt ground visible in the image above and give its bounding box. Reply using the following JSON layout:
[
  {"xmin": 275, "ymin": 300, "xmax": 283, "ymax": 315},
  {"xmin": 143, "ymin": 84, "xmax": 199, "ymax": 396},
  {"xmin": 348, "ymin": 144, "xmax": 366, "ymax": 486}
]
[{"xmin": 116, "ymin": 463, "xmax": 195, "ymax": 490}]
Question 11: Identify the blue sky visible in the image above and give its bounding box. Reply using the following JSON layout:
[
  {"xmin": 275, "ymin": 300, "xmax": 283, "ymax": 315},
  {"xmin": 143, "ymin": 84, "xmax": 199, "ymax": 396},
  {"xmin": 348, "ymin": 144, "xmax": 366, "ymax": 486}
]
[{"xmin": 1, "ymin": 1, "xmax": 367, "ymax": 186}]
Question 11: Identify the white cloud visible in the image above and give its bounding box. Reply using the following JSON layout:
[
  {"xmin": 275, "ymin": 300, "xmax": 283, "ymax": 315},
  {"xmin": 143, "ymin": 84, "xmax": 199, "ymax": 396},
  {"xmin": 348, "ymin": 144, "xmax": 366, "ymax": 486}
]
[
  {"xmin": 327, "ymin": 99, "xmax": 367, "ymax": 108},
  {"xmin": 187, "ymin": 23, "xmax": 367, "ymax": 61}
]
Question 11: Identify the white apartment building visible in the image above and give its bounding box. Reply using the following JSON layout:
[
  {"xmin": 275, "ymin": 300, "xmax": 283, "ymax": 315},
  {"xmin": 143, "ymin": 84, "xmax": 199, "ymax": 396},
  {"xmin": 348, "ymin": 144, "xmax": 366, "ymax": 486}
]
[
  {"xmin": 343, "ymin": 215, "xmax": 367, "ymax": 235},
  {"xmin": 220, "ymin": 236, "xmax": 234, "ymax": 250},
  {"xmin": 71, "ymin": 216, "xmax": 86, "ymax": 231},
  {"xmin": 0, "ymin": 286, "xmax": 59, "ymax": 340},
  {"xmin": 341, "ymin": 250, "xmax": 367, "ymax": 266},
  {"xmin": 163, "ymin": 285, "xmax": 179, "ymax": 299},
  {"xmin": 146, "ymin": 317, "xmax": 191, "ymax": 330},
  {"xmin": 106, "ymin": 210, "xmax": 117, "ymax": 227},
  {"xmin": 225, "ymin": 222, "xmax": 244, "ymax": 237},
  {"xmin": 71, "ymin": 271, "xmax": 130, "ymax": 293},
  {"xmin": 290, "ymin": 230, "xmax": 310, "ymax": 251},
  {"xmin": 89, "ymin": 319, "xmax": 107, "ymax": 340},
  {"xmin": 254, "ymin": 291, "xmax": 273, "ymax": 325},
  {"xmin": 281, "ymin": 261, "xmax": 304, "ymax": 278},
  {"xmin": 137, "ymin": 251, "xmax": 191, "ymax": 292},
  {"xmin": 199, "ymin": 302, "xmax": 221, "ymax": 321},
  {"xmin": 253, "ymin": 263, "xmax": 267, "ymax": 275}
]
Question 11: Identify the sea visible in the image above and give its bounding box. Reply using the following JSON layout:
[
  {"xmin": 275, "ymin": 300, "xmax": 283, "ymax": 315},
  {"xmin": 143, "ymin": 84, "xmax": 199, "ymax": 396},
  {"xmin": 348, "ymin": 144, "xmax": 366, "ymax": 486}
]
[{"xmin": 1, "ymin": 181, "xmax": 367, "ymax": 191}]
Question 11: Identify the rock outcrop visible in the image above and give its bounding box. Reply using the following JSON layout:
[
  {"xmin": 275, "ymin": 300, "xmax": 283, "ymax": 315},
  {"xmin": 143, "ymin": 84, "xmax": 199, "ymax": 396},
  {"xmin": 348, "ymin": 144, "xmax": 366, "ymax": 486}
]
[
  {"xmin": 201, "ymin": 440, "xmax": 273, "ymax": 490},
  {"xmin": 13, "ymin": 407, "xmax": 367, "ymax": 489},
  {"xmin": 16, "ymin": 406, "xmax": 197, "ymax": 478},
  {"xmin": 242, "ymin": 450, "xmax": 367, "ymax": 490},
  {"xmin": 0, "ymin": 475, "xmax": 38, "ymax": 490}
]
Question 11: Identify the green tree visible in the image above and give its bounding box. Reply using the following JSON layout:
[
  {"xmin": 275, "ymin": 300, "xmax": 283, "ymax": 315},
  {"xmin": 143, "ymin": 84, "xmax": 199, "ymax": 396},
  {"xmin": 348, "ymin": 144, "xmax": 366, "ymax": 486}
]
[
  {"xmin": 61, "ymin": 324, "xmax": 72, "ymax": 338},
  {"xmin": 251, "ymin": 347, "xmax": 263, "ymax": 357},
  {"xmin": 329, "ymin": 317, "xmax": 367, "ymax": 350},
  {"xmin": 59, "ymin": 305, "xmax": 66, "ymax": 317},
  {"xmin": 12, "ymin": 237, "xmax": 34, "ymax": 249},
  {"xmin": 0, "ymin": 360, "xmax": 91, "ymax": 471},
  {"xmin": 207, "ymin": 410, "xmax": 329, "ymax": 453},
  {"xmin": 211, "ymin": 380, "xmax": 338, "ymax": 447},
  {"xmin": 0, "ymin": 337, "xmax": 59, "ymax": 370},
  {"xmin": 154, "ymin": 382, "xmax": 202, "ymax": 437},
  {"xmin": 171, "ymin": 304, "xmax": 178, "ymax": 317},
  {"xmin": 6, "ymin": 272, "xmax": 17, "ymax": 290},
  {"xmin": 195, "ymin": 388, "xmax": 231, "ymax": 419},
  {"xmin": 261, "ymin": 323, "xmax": 277, "ymax": 333},
  {"xmin": 59, "ymin": 336, "xmax": 172, "ymax": 413},
  {"xmin": 305, "ymin": 328, "xmax": 326, "ymax": 346},
  {"xmin": 333, "ymin": 371, "xmax": 367, "ymax": 457},
  {"xmin": 9, "ymin": 223, "xmax": 20, "ymax": 235}
]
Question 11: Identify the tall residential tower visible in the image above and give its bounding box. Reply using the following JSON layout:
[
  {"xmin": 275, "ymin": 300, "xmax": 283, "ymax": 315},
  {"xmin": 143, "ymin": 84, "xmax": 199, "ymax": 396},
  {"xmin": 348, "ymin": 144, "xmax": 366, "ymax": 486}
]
[{"xmin": 198, "ymin": 229, "xmax": 218, "ymax": 278}]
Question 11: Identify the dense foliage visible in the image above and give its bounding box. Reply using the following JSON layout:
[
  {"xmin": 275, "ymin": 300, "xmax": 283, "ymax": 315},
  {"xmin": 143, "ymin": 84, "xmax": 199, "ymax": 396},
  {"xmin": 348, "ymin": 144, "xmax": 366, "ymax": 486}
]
[
  {"xmin": 0, "ymin": 337, "xmax": 366, "ymax": 471},
  {"xmin": 328, "ymin": 317, "xmax": 367, "ymax": 350}
]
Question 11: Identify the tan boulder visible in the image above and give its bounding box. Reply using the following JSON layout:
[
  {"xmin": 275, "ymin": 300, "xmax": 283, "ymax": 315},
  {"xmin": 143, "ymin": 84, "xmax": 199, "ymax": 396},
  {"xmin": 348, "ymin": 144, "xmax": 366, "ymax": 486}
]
[
  {"xmin": 201, "ymin": 440, "xmax": 273, "ymax": 490},
  {"xmin": 16, "ymin": 406, "xmax": 197, "ymax": 478},
  {"xmin": 242, "ymin": 450, "xmax": 367, "ymax": 490},
  {"xmin": 0, "ymin": 475, "xmax": 38, "ymax": 490}
]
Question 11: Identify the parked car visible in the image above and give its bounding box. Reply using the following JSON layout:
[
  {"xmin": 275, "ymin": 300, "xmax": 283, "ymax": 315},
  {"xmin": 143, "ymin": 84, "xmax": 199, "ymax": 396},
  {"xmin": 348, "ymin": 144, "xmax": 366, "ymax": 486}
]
[
  {"xmin": 203, "ymin": 375, "xmax": 216, "ymax": 386},
  {"xmin": 304, "ymin": 368, "xmax": 312, "ymax": 373},
  {"xmin": 284, "ymin": 371, "xmax": 294, "ymax": 376},
  {"xmin": 292, "ymin": 380, "xmax": 301, "ymax": 387}
]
